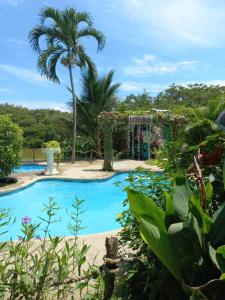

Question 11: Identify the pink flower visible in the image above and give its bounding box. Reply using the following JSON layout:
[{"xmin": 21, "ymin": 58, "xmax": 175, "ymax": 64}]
[{"xmin": 21, "ymin": 216, "xmax": 32, "ymax": 224}]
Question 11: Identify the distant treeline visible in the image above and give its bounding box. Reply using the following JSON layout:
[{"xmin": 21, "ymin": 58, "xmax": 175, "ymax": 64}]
[
  {"xmin": 0, "ymin": 103, "xmax": 72, "ymax": 148},
  {"xmin": 1, "ymin": 84, "xmax": 225, "ymax": 149}
]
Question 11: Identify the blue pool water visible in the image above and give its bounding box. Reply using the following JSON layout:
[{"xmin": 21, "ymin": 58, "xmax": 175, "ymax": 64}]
[
  {"xmin": 0, "ymin": 172, "xmax": 129, "ymax": 241},
  {"xmin": 13, "ymin": 164, "xmax": 46, "ymax": 173}
]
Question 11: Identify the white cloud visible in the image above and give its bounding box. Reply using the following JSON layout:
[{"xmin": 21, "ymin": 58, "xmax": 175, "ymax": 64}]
[
  {"xmin": 0, "ymin": 64, "xmax": 50, "ymax": 87},
  {"xmin": 122, "ymin": 0, "xmax": 225, "ymax": 47},
  {"xmin": 0, "ymin": 87, "xmax": 11, "ymax": 93},
  {"xmin": 121, "ymin": 81, "xmax": 168, "ymax": 93},
  {"xmin": 124, "ymin": 54, "xmax": 198, "ymax": 76}
]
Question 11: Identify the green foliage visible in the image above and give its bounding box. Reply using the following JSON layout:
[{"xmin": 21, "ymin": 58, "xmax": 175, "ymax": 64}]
[
  {"xmin": 42, "ymin": 140, "xmax": 60, "ymax": 149},
  {"xmin": 116, "ymin": 91, "xmax": 153, "ymax": 112},
  {"xmin": 154, "ymin": 84, "xmax": 225, "ymax": 109},
  {"xmin": 185, "ymin": 119, "xmax": 218, "ymax": 146},
  {"xmin": 0, "ymin": 198, "xmax": 103, "ymax": 299},
  {"xmin": 0, "ymin": 115, "xmax": 23, "ymax": 178},
  {"xmin": 29, "ymin": 7, "xmax": 105, "ymax": 84},
  {"xmin": 0, "ymin": 103, "xmax": 72, "ymax": 148},
  {"xmin": 99, "ymin": 112, "xmax": 116, "ymax": 171},
  {"xmin": 116, "ymin": 171, "xmax": 174, "ymax": 299},
  {"xmin": 29, "ymin": 6, "xmax": 105, "ymax": 162},
  {"xmin": 127, "ymin": 175, "xmax": 225, "ymax": 299},
  {"xmin": 71, "ymin": 68, "xmax": 120, "ymax": 158}
]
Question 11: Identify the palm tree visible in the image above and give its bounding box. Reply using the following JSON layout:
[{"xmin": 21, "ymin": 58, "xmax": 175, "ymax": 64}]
[
  {"xmin": 29, "ymin": 7, "xmax": 105, "ymax": 163},
  {"xmin": 70, "ymin": 68, "xmax": 120, "ymax": 158}
]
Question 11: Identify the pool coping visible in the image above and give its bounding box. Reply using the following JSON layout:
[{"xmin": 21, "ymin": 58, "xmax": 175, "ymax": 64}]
[
  {"xmin": 0, "ymin": 160, "xmax": 162, "ymax": 195},
  {"xmin": 0, "ymin": 169, "xmax": 137, "ymax": 196}
]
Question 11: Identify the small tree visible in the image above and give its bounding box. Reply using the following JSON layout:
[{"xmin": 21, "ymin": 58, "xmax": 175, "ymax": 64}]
[
  {"xmin": 0, "ymin": 115, "xmax": 23, "ymax": 178},
  {"xmin": 99, "ymin": 112, "xmax": 116, "ymax": 171}
]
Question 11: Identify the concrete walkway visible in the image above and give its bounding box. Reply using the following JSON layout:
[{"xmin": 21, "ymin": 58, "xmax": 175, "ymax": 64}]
[{"xmin": 0, "ymin": 159, "xmax": 160, "ymax": 194}]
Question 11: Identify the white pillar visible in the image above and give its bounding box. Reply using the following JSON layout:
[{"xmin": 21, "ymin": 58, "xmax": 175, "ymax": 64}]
[{"xmin": 42, "ymin": 148, "xmax": 60, "ymax": 176}]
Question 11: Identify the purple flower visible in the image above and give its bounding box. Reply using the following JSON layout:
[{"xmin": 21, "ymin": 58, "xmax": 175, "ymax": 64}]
[{"xmin": 21, "ymin": 216, "xmax": 32, "ymax": 224}]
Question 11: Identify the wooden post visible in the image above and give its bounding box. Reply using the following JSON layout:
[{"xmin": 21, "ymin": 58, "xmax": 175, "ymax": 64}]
[{"xmin": 103, "ymin": 237, "xmax": 118, "ymax": 300}]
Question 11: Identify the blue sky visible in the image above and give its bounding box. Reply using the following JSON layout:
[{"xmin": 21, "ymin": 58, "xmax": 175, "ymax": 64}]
[{"xmin": 1, "ymin": 0, "xmax": 225, "ymax": 111}]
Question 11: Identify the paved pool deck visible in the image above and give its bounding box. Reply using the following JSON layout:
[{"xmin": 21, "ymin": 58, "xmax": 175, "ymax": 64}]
[{"xmin": 0, "ymin": 159, "xmax": 160, "ymax": 194}]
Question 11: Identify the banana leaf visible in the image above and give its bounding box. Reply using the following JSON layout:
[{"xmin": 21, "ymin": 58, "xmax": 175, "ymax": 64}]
[
  {"xmin": 209, "ymin": 203, "xmax": 225, "ymax": 246},
  {"xmin": 127, "ymin": 188, "xmax": 183, "ymax": 282},
  {"xmin": 189, "ymin": 192, "xmax": 212, "ymax": 235},
  {"xmin": 168, "ymin": 222, "xmax": 202, "ymax": 269},
  {"xmin": 172, "ymin": 176, "xmax": 192, "ymax": 219}
]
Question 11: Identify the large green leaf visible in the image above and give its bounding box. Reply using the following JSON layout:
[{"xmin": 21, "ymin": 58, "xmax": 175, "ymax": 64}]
[
  {"xmin": 208, "ymin": 244, "xmax": 220, "ymax": 270},
  {"xmin": 168, "ymin": 222, "xmax": 202, "ymax": 269},
  {"xmin": 127, "ymin": 188, "xmax": 183, "ymax": 282},
  {"xmin": 205, "ymin": 180, "xmax": 213, "ymax": 208},
  {"xmin": 189, "ymin": 193, "xmax": 212, "ymax": 235},
  {"xmin": 172, "ymin": 176, "xmax": 192, "ymax": 219},
  {"xmin": 216, "ymin": 246, "xmax": 225, "ymax": 273},
  {"xmin": 209, "ymin": 203, "xmax": 225, "ymax": 246},
  {"xmin": 165, "ymin": 191, "xmax": 178, "ymax": 229}
]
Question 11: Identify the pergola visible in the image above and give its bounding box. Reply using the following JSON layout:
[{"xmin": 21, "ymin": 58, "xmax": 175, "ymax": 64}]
[{"xmin": 98, "ymin": 110, "xmax": 186, "ymax": 171}]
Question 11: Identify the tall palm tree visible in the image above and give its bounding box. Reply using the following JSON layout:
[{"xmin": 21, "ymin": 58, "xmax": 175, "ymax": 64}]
[
  {"xmin": 73, "ymin": 68, "xmax": 120, "ymax": 158},
  {"xmin": 29, "ymin": 7, "xmax": 105, "ymax": 163}
]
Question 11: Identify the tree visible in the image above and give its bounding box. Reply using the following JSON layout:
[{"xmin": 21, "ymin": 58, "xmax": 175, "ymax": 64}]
[
  {"xmin": 116, "ymin": 90, "xmax": 153, "ymax": 112},
  {"xmin": 29, "ymin": 7, "xmax": 105, "ymax": 163},
  {"xmin": 0, "ymin": 115, "xmax": 23, "ymax": 178},
  {"xmin": 0, "ymin": 103, "xmax": 72, "ymax": 148},
  {"xmin": 154, "ymin": 84, "xmax": 225, "ymax": 109},
  {"xmin": 73, "ymin": 69, "xmax": 120, "ymax": 158}
]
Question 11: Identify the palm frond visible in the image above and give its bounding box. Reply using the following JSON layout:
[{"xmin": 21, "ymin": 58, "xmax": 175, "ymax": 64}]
[
  {"xmin": 74, "ymin": 11, "xmax": 93, "ymax": 26},
  {"xmin": 37, "ymin": 45, "xmax": 66, "ymax": 83},
  {"xmin": 39, "ymin": 7, "xmax": 63, "ymax": 26},
  {"xmin": 79, "ymin": 69, "xmax": 120, "ymax": 125},
  {"xmin": 75, "ymin": 44, "xmax": 96, "ymax": 72},
  {"xmin": 77, "ymin": 27, "xmax": 106, "ymax": 51}
]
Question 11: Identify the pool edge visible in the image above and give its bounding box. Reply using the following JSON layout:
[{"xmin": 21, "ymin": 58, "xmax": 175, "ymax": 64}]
[{"xmin": 0, "ymin": 169, "xmax": 137, "ymax": 196}]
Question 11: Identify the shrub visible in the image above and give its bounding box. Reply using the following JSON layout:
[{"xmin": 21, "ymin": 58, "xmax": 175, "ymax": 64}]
[
  {"xmin": 185, "ymin": 119, "xmax": 218, "ymax": 146},
  {"xmin": 42, "ymin": 140, "xmax": 60, "ymax": 149},
  {"xmin": 0, "ymin": 115, "xmax": 23, "ymax": 178},
  {"xmin": 115, "ymin": 170, "xmax": 175, "ymax": 299},
  {"xmin": 127, "ymin": 173, "xmax": 225, "ymax": 299},
  {"xmin": 0, "ymin": 198, "xmax": 103, "ymax": 299}
]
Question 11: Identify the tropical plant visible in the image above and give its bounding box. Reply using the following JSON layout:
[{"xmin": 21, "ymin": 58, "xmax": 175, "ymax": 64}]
[
  {"xmin": 29, "ymin": 7, "xmax": 105, "ymax": 163},
  {"xmin": 68, "ymin": 68, "xmax": 120, "ymax": 158},
  {"xmin": 98, "ymin": 111, "xmax": 116, "ymax": 171},
  {"xmin": 0, "ymin": 115, "xmax": 23, "ymax": 179},
  {"xmin": 115, "ymin": 171, "xmax": 176, "ymax": 299},
  {"xmin": 42, "ymin": 140, "xmax": 60, "ymax": 149},
  {"xmin": 0, "ymin": 198, "xmax": 103, "ymax": 299},
  {"xmin": 127, "ymin": 165, "xmax": 225, "ymax": 299}
]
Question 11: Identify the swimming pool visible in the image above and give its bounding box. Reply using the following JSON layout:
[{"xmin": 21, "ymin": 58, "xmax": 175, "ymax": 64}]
[
  {"xmin": 0, "ymin": 172, "xmax": 129, "ymax": 241},
  {"xmin": 13, "ymin": 164, "xmax": 46, "ymax": 173}
]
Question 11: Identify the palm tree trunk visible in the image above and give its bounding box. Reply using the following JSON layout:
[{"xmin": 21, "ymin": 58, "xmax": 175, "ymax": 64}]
[
  {"xmin": 68, "ymin": 64, "xmax": 76, "ymax": 164},
  {"xmin": 95, "ymin": 129, "xmax": 102, "ymax": 158}
]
